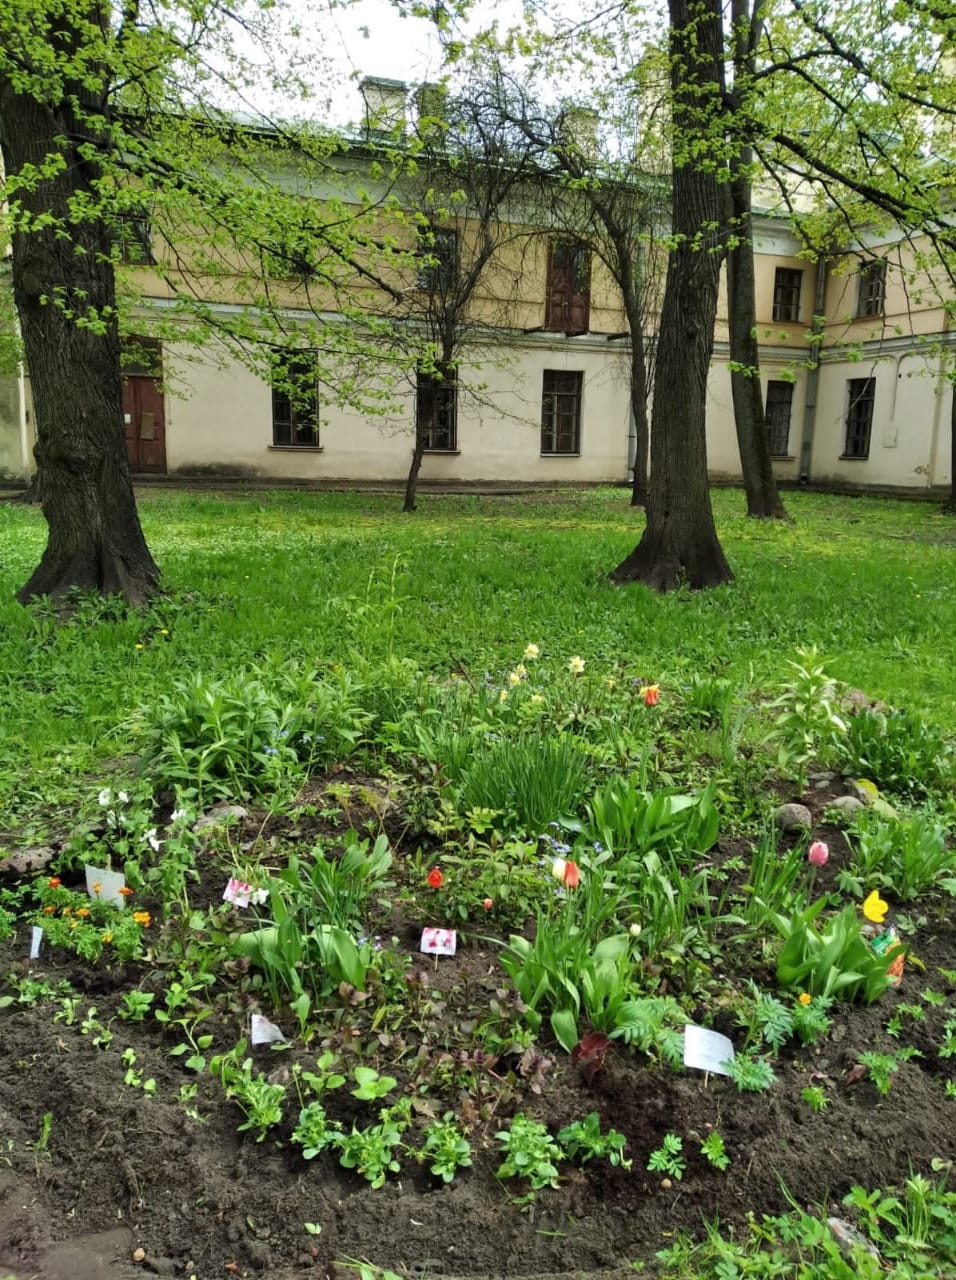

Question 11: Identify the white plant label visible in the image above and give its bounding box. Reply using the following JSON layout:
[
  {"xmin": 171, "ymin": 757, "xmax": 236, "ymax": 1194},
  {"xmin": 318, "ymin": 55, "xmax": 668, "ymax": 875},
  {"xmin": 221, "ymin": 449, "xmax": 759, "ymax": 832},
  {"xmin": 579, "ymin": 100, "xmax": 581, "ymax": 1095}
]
[
  {"xmin": 683, "ymin": 1024, "xmax": 735, "ymax": 1076},
  {"xmin": 85, "ymin": 864, "xmax": 127, "ymax": 908},
  {"xmin": 29, "ymin": 926, "xmax": 43, "ymax": 960},
  {"xmin": 420, "ymin": 927, "xmax": 457, "ymax": 956},
  {"xmin": 250, "ymin": 1014, "xmax": 286, "ymax": 1045}
]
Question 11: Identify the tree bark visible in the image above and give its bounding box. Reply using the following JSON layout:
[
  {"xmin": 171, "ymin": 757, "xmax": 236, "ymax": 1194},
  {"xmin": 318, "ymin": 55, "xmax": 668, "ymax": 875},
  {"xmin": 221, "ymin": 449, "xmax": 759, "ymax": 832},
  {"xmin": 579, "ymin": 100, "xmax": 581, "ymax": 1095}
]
[
  {"xmin": 626, "ymin": 296, "xmax": 651, "ymax": 507},
  {"xmin": 403, "ymin": 433, "xmax": 427, "ymax": 513},
  {"xmin": 726, "ymin": 157, "xmax": 790, "ymax": 519},
  {"xmin": 612, "ymin": 0, "xmax": 733, "ymax": 590},
  {"xmin": 0, "ymin": 58, "xmax": 160, "ymax": 603}
]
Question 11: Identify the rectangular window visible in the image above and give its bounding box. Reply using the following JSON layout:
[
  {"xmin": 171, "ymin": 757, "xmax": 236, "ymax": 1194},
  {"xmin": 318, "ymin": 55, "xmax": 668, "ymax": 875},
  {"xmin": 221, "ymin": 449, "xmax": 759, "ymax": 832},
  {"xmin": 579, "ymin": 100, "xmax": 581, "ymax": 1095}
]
[
  {"xmin": 112, "ymin": 215, "xmax": 151, "ymax": 265},
  {"xmin": 271, "ymin": 352, "xmax": 319, "ymax": 447},
  {"xmin": 844, "ymin": 377, "xmax": 875, "ymax": 458},
  {"xmin": 765, "ymin": 380, "xmax": 794, "ymax": 456},
  {"xmin": 857, "ymin": 260, "xmax": 886, "ymax": 317},
  {"xmin": 416, "ymin": 228, "xmax": 459, "ymax": 293},
  {"xmin": 772, "ymin": 267, "xmax": 802, "ymax": 322},
  {"xmin": 545, "ymin": 241, "xmax": 590, "ymax": 334},
  {"xmin": 416, "ymin": 368, "xmax": 457, "ymax": 450},
  {"xmin": 541, "ymin": 370, "xmax": 582, "ymax": 454}
]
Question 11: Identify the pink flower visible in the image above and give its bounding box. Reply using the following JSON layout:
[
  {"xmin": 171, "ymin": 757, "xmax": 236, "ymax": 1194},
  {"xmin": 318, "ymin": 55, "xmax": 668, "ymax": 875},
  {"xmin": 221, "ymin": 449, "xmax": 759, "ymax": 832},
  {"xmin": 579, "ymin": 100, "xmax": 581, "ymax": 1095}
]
[{"xmin": 807, "ymin": 841, "xmax": 829, "ymax": 867}]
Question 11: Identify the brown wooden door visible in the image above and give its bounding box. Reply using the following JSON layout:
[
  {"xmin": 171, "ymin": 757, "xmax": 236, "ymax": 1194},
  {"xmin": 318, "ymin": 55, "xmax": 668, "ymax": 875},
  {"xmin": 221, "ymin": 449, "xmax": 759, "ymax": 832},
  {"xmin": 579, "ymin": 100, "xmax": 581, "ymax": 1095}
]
[
  {"xmin": 122, "ymin": 370, "xmax": 166, "ymax": 473},
  {"xmin": 545, "ymin": 241, "xmax": 591, "ymax": 335}
]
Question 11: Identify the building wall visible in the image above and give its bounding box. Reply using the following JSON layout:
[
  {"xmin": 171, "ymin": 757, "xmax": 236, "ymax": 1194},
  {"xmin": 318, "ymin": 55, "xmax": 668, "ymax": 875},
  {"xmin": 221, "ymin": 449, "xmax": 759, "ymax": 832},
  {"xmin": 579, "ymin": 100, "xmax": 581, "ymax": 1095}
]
[{"xmin": 165, "ymin": 332, "xmax": 632, "ymax": 483}]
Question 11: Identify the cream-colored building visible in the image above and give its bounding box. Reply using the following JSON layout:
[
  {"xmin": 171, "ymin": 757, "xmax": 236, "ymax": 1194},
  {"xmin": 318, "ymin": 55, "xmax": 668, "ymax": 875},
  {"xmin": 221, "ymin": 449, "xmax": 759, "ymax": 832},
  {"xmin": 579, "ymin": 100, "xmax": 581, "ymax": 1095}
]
[{"xmin": 1, "ymin": 82, "xmax": 952, "ymax": 496}]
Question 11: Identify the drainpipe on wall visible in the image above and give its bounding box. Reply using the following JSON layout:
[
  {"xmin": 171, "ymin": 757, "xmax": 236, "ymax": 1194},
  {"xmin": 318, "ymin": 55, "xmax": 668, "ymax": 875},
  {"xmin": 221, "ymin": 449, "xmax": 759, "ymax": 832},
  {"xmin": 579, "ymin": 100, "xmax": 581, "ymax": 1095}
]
[
  {"xmin": 798, "ymin": 256, "xmax": 829, "ymax": 483},
  {"xmin": 16, "ymin": 361, "xmax": 30, "ymax": 479}
]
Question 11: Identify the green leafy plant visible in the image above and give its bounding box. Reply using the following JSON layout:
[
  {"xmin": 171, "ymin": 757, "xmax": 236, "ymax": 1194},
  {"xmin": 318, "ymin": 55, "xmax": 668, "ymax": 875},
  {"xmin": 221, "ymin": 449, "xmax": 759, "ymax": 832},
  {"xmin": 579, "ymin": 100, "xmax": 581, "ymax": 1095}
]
[
  {"xmin": 841, "ymin": 810, "xmax": 956, "ymax": 902},
  {"xmin": 700, "ymin": 1130, "xmax": 730, "ymax": 1171},
  {"xmin": 609, "ymin": 995, "xmax": 686, "ymax": 1069},
  {"xmin": 118, "ymin": 990, "xmax": 156, "ymax": 1022},
  {"xmin": 765, "ymin": 646, "xmax": 847, "ymax": 787},
  {"xmin": 801, "ymin": 1084, "xmax": 830, "ymax": 1113},
  {"xmin": 791, "ymin": 993, "xmax": 834, "ymax": 1045},
  {"xmin": 209, "ymin": 1041, "xmax": 286, "ymax": 1141},
  {"xmin": 495, "ymin": 1113, "xmax": 563, "ymax": 1197},
  {"xmin": 647, "ymin": 1133, "xmax": 685, "ymax": 1180},
  {"xmin": 121, "ymin": 1047, "xmax": 157, "ymax": 1096},
  {"xmin": 351, "ymin": 1066, "xmax": 397, "ymax": 1101},
  {"xmin": 840, "ymin": 706, "xmax": 953, "ymax": 799},
  {"xmin": 420, "ymin": 1113, "xmax": 473, "ymax": 1183},
  {"xmin": 858, "ymin": 1050, "xmax": 902, "ymax": 1096},
  {"xmin": 557, "ymin": 1111, "xmax": 631, "ymax": 1169},
  {"xmin": 337, "ymin": 1100, "xmax": 410, "ymax": 1188},
  {"xmin": 737, "ymin": 984, "xmax": 795, "ymax": 1053},
  {"xmin": 764, "ymin": 898, "xmax": 904, "ymax": 1003},
  {"xmin": 724, "ymin": 1053, "xmax": 776, "ymax": 1093},
  {"xmin": 453, "ymin": 734, "xmax": 593, "ymax": 836},
  {"xmin": 292, "ymin": 1101, "xmax": 344, "ymax": 1160}
]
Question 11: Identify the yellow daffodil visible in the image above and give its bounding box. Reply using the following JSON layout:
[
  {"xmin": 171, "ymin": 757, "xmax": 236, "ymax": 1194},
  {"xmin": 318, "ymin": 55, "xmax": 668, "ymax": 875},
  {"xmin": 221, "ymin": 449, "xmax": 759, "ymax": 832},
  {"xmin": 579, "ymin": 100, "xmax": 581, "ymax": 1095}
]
[
  {"xmin": 862, "ymin": 890, "xmax": 889, "ymax": 924},
  {"xmin": 507, "ymin": 670, "xmax": 521, "ymax": 687},
  {"xmin": 568, "ymin": 655, "xmax": 585, "ymax": 675},
  {"xmin": 530, "ymin": 693, "xmax": 545, "ymax": 706},
  {"xmin": 499, "ymin": 689, "xmax": 508, "ymax": 703},
  {"xmin": 523, "ymin": 643, "xmax": 540, "ymax": 660}
]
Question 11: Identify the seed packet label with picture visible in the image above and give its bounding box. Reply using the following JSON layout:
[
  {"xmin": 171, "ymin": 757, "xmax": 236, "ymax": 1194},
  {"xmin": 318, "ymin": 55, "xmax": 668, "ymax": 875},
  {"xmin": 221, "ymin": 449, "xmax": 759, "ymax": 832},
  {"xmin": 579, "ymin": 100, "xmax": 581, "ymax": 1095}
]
[
  {"xmin": 683, "ymin": 1024, "xmax": 735, "ymax": 1076},
  {"xmin": 85, "ymin": 864, "xmax": 127, "ymax": 908},
  {"xmin": 250, "ymin": 1014, "xmax": 286, "ymax": 1045},
  {"xmin": 420, "ymin": 927, "xmax": 457, "ymax": 956}
]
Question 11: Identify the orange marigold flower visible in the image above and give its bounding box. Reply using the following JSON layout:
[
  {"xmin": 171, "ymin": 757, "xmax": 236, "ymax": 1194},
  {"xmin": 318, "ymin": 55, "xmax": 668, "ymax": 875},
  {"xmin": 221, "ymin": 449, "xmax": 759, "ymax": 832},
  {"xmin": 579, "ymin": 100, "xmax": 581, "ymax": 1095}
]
[
  {"xmin": 132, "ymin": 910, "xmax": 151, "ymax": 927},
  {"xmin": 117, "ymin": 886, "xmax": 135, "ymax": 897},
  {"xmin": 101, "ymin": 931, "xmax": 113, "ymax": 944},
  {"xmin": 798, "ymin": 992, "xmax": 812, "ymax": 1006},
  {"xmin": 61, "ymin": 907, "xmax": 72, "ymax": 916},
  {"xmin": 47, "ymin": 877, "xmax": 61, "ymax": 889},
  {"xmin": 92, "ymin": 882, "xmax": 102, "ymax": 895},
  {"xmin": 42, "ymin": 905, "xmax": 56, "ymax": 915},
  {"xmin": 76, "ymin": 907, "xmax": 91, "ymax": 918}
]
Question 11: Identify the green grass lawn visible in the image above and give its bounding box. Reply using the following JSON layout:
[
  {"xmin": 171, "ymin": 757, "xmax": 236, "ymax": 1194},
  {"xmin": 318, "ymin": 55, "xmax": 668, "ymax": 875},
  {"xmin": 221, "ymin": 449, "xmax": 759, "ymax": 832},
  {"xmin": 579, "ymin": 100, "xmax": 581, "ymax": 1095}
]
[{"xmin": 0, "ymin": 484, "xmax": 953, "ymax": 821}]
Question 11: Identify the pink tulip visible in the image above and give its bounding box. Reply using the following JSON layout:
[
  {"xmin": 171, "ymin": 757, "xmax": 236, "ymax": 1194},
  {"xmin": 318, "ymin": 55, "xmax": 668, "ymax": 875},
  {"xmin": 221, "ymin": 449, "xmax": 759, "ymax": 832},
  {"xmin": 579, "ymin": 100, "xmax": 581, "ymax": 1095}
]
[{"xmin": 807, "ymin": 841, "xmax": 829, "ymax": 867}]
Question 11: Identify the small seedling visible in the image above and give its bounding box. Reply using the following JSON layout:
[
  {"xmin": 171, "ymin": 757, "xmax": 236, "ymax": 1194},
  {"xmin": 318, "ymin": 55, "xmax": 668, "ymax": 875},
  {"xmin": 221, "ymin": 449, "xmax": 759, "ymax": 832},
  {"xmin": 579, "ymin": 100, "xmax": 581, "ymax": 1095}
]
[
  {"xmin": 121, "ymin": 1048, "xmax": 157, "ymax": 1096},
  {"xmin": 858, "ymin": 1051, "xmax": 900, "ymax": 1096},
  {"xmin": 724, "ymin": 1053, "xmax": 776, "ymax": 1093},
  {"xmin": 118, "ymin": 990, "xmax": 156, "ymax": 1021},
  {"xmin": 647, "ymin": 1133, "xmax": 685, "ymax": 1181},
  {"xmin": 351, "ymin": 1066, "xmax": 397, "ymax": 1101},
  {"xmin": 801, "ymin": 1085, "xmax": 830, "ymax": 1113},
  {"xmin": 700, "ymin": 1130, "xmax": 730, "ymax": 1171},
  {"xmin": 421, "ymin": 1113, "xmax": 473, "ymax": 1183},
  {"xmin": 304, "ymin": 1222, "xmax": 322, "ymax": 1236}
]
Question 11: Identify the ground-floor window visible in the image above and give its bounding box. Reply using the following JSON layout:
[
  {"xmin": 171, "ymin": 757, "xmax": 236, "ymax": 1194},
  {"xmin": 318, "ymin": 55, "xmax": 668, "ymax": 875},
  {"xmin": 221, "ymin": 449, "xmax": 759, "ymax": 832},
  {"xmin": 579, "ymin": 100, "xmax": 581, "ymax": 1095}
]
[
  {"xmin": 416, "ymin": 368, "xmax": 457, "ymax": 451},
  {"xmin": 272, "ymin": 351, "xmax": 319, "ymax": 447},
  {"xmin": 541, "ymin": 370, "xmax": 582, "ymax": 454},
  {"xmin": 844, "ymin": 377, "xmax": 876, "ymax": 459},
  {"xmin": 766, "ymin": 380, "xmax": 794, "ymax": 456}
]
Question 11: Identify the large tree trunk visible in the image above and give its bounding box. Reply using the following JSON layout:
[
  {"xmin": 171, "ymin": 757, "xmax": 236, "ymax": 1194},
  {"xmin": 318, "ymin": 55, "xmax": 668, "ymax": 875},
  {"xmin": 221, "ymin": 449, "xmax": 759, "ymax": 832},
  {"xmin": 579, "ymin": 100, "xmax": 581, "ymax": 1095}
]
[
  {"xmin": 612, "ymin": 0, "xmax": 733, "ymax": 590},
  {"xmin": 627, "ymin": 300, "xmax": 651, "ymax": 508},
  {"xmin": 0, "ymin": 68, "xmax": 160, "ymax": 603},
  {"xmin": 726, "ymin": 156, "xmax": 790, "ymax": 519}
]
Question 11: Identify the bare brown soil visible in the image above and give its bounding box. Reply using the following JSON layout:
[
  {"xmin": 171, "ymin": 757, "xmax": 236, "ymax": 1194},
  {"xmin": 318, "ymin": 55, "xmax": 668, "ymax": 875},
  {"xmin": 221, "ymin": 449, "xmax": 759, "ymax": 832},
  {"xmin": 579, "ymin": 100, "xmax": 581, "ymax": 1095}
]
[{"xmin": 1, "ymin": 791, "xmax": 954, "ymax": 1280}]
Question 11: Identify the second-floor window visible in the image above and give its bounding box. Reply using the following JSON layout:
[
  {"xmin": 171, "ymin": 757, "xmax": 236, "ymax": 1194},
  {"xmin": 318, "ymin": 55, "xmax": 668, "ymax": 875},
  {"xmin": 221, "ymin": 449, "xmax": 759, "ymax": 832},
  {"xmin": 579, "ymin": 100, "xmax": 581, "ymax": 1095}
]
[
  {"xmin": 772, "ymin": 268, "xmax": 802, "ymax": 322},
  {"xmin": 417, "ymin": 228, "xmax": 459, "ymax": 294},
  {"xmin": 111, "ymin": 215, "xmax": 151, "ymax": 265},
  {"xmin": 844, "ymin": 377, "xmax": 876, "ymax": 458},
  {"xmin": 765, "ymin": 380, "xmax": 794, "ymax": 456},
  {"xmin": 416, "ymin": 368, "xmax": 457, "ymax": 450},
  {"xmin": 271, "ymin": 352, "xmax": 319, "ymax": 447},
  {"xmin": 545, "ymin": 240, "xmax": 590, "ymax": 334},
  {"xmin": 857, "ymin": 260, "xmax": 887, "ymax": 317},
  {"xmin": 541, "ymin": 370, "xmax": 582, "ymax": 453}
]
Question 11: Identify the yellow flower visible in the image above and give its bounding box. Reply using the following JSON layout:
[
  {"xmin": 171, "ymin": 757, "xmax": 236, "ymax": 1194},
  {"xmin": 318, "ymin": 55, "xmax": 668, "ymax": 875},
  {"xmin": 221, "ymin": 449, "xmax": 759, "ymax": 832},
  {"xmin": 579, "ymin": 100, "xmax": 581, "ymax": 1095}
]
[
  {"xmin": 499, "ymin": 689, "xmax": 508, "ymax": 703},
  {"xmin": 530, "ymin": 693, "xmax": 545, "ymax": 706},
  {"xmin": 132, "ymin": 910, "xmax": 152, "ymax": 928},
  {"xmin": 568, "ymin": 655, "xmax": 585, "ymax": 675},
  {"xmin": 798, "ymin": 992, "xmax": 812, "ymax": 1006},
  {"xmin": 92, "ymin": 882, "xmax": 102, "ymax": 896},
  {"xmin": 507, "ymin": 670, "xmax": 521, "ymax": 687},
  {"xmin": 134, "ymin": 643, "xmax": 144, "ymax": 651},
  {"xmin": 862, "ymin": 890, "xmax": 889, "ymax": 924},
  {"xmin": 75, "ymin": 907, "xmax": 91, "ymax": 918},
  {"xmin": 101, "ymin": 931, "xmax": 113, "ymax": 944},
  {"xmin": 523, "ymin": 643, "xmax": 540, "ymax": 660},
  {"xmin": 160, "ymin": 628, "xmax": 170, "ymax": 636},
  {"xmin": 604, "ymin": 678, "xmax": 617, "ymax": 690}
]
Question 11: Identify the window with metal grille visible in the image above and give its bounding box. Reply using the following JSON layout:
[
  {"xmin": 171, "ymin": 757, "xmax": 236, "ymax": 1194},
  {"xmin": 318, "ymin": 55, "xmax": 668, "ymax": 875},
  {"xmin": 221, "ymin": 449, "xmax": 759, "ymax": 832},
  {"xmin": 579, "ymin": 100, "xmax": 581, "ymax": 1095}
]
[
  {"xmin": 271, "ymin": 352, "xmax": 319, "ymax": 447},
  {"xmin": 844, "ymin": 377, "xmax": 875, "ymax": 458},
  {"xmin": 416, "ymin": 368, "xmax": 457, "ymax": 450},
  {"xmin": 857, "ymin": 260, "xmax": 887, "ymax": 317},
  {"xmin": 416, "ymin": 228, "xmax": 459, "ymax": 293},
  {"xmin": 765, "ymin": 380, "xmax": 794, "ymax": 456},
  {"xmin": 541, "ymin": 370, "xmax": 582, "ymax": 454},
  {"xmin": 772, "ymin": 268, "xmax": 802, "ymax": 322}
]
